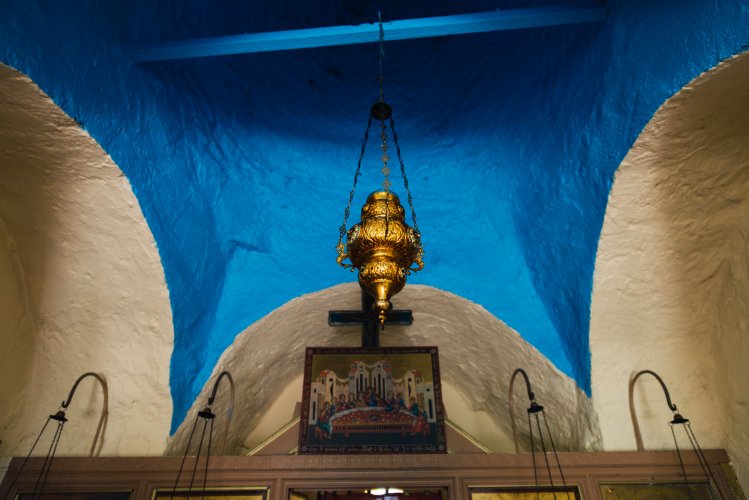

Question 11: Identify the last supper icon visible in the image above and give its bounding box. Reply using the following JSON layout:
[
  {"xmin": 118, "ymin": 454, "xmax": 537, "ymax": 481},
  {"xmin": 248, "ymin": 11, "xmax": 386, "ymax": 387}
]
[{"xmin": 299, "ymin": 346, "xmax": 446, "ymax": 454}]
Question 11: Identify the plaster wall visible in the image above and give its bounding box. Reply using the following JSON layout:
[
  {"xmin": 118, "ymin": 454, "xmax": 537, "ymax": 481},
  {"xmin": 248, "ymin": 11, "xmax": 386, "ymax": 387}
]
[
  {"xmin": 0, "ymin": 65, "xmax": 173, "ymax": 473},
  {"xmin": 167, "ymin": 283, "xmax": 601, "ymax": 457},
  {"xmin": 0, "ymin": 8, "xmax": 746, "ymax": 485},
  {"xmin": 591, "ymin": 53, "xmax": 749, "ymax": 488},
  {"xmin": 0, "ymin": 217, "xmax": 36, "ymax": 451},
  {"xmin": 2, "ymin": 2, "xmax": 748, "ymax": 429}
]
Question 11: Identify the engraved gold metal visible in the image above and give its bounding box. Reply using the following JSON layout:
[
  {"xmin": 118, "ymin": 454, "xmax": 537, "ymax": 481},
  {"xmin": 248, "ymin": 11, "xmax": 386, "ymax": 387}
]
[
  {"xmin": 335, "ymin": 15, "xmax": 424, "ymax": 328},
  {"xmin": 338, "ymin": 190, "xmax": 424, "ymax": 327}
]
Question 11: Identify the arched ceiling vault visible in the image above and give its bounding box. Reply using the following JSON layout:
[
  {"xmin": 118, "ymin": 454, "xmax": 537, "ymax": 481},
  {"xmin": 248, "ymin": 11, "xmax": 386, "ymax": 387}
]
[
  {"xmin": 0, "ymin": 64, "xmax": 173, "ymax": 457},
  {"xmin": 168, "ymin": 284, "xmax": 601, "ymax": 456},
  {"xmin": 591, "ymin": 51, "xmax": 749, "ymax": 487},
  {"xmin": 0, "ymin": 1, "xmax": 747, "ymax": 432}
]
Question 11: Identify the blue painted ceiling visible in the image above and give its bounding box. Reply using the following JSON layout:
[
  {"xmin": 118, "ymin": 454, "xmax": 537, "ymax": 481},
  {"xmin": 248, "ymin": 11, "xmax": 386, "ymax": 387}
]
[{"xmin": 1, "ymin": 0, "xmax": 747, "ymax": 432}]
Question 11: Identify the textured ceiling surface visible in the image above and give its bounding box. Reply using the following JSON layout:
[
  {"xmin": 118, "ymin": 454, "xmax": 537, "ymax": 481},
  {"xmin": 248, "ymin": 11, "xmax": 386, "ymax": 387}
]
[
  {"xmin": 168, "ymin": 283, "xmax": 601, "ymax": 456},
  {"xmin": 1, "ymin": 1, "xmax": 747, "ymax": 432}
]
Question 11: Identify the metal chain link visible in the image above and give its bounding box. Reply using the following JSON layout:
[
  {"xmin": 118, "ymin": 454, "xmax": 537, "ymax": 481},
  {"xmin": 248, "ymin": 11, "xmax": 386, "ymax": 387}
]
[
  {"xmin": 337, "ymin": 13, "xmax": 422, "ymax": 268},
  {"xmin": 389, "ymin": 117, "xmax": 419, "ymax": 234},
  {"xmin": 378, "ymin": 11, "xmax": 385, "ymax": 102},
  {"xmin": 337, "ymin": 115, "xmax": 374, "ymax": 250}
]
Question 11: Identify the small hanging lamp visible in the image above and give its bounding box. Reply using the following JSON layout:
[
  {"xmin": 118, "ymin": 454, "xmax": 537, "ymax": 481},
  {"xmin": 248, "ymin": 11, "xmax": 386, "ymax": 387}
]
[
  {"xmin": 629, "ymin": 369, "xmax": 726, "ymax": 499},
  {"xmin": 4, "ymin": 372, "xmax": 108, "ymax": 499},
  {"xmin": 336, "ymin": 13, "xmax": 424, "ymax": 329},
  {"xmin": 509, "ymin": 368, "xmax": 572, "ymax": 499},
  {"xmin": 170, "ymin": 370, "xmax": 234, "ymax": 497}
]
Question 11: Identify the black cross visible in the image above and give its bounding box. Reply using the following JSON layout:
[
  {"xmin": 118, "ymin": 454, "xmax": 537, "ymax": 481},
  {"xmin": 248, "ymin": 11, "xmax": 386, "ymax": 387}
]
[{"xmin": 328, "ymin": 290, "xmax": 413, "ymax": 347}]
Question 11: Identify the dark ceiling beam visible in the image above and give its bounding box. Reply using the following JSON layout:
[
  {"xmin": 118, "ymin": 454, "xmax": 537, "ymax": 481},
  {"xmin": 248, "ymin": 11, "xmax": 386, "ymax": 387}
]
[{"xmin": 130, "ymin": 4, "xmax": 607, "ymax": 63}]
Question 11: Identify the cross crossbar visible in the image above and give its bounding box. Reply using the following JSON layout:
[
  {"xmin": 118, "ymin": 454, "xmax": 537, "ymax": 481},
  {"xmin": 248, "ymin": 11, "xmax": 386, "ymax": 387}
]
[{"xmin": 328, "ymin": 290, "xmax": 412, "ymax": 347}]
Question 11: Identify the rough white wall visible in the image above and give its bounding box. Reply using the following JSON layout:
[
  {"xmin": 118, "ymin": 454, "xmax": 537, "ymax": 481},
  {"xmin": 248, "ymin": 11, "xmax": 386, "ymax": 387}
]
[
  {"xmin": 591, "ymin": 52, "xmax": 749, "ymax": 489},
  {"xmin": 0, "ymin": 217, "xmax": 36, "ymax": 449},
  {"xmin": 0, "ymin": 64, "xmax": 173, "ymax": 473},
  {"xmin": 168, "ymin": 283, "xmax": 601, "ymax": 456}
]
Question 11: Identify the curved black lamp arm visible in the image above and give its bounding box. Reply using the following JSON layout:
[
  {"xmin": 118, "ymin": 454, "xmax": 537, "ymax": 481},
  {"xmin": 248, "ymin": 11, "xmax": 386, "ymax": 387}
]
[
  {"xmin": 509, "ymin": 368, "xmax": 536, "ymax": 453},
  {"xmin": 60, "ymin": 372, "xmax": 109, "ymax": 457},
  {"xmin": 629, "ymin": 369, "xmax": 679, "ymax": 451},
  {"xmin": 205, "ymin": 370, "xmax": 235, "ymax": 455}
]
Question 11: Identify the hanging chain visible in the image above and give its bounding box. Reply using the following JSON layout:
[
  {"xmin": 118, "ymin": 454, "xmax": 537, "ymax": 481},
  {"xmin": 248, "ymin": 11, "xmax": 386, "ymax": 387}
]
[
  {"xmin": 336, "ymin": 115, "xmax": 374, "ymax": 267},
  {"xmin": 380, "ymin": 123, "xmax": 392, "ymax": 192},
  {"xmin": 337, "ymin": 11, "xmax": 423, "ymax": 268},
  {"xmin": 534, "ymin": 412, "xmax": 558, "ymax": 499},
  {"xmin": 377, "ymin": 12, "xmax": 391, "ymax": 194},
  {"xmin": 376, "ymin": 13, "xmax": 418, "ymax": 234},
  {"xmin": 4, "ymin": 417, "xmax": 52, "ymax": 495},
  {"xmin": 528, "ymin": 410, "xmax": 540, "ymax": 500},
  {"xmin": 202, "ymin": 417, "xmax": 214, "ymax": 500},
  {"xmin": 376, "ymin": 11, "xmax": 392, "ymax": 239},
  {"xmin": 378, "ymin": 11, "xmax": 385, "ymax": 103},
  {"xmin": 171, "ymin": 413, "xmax": 201, "ymax": 499},
  {"xmin": 389, "ymin": 117, "xmax": 419, "ymax": 234},
  {"xmin": 32, "ymin": 418, "xmax": 65, "ymax": 500},
  {"xmin": 671, "ymin": 424, "xmax": 694, "ymax": 500},
  {"xmin": 542, "ymin": 412, "xmax": 572, "ymax": 500},
  {"xmin": 684, "ymin": 422, "xmax": 725, "ymax": 499},
  {"xmin": 187, "ymin": 417, "xmax": 210, "ymax": 496}
]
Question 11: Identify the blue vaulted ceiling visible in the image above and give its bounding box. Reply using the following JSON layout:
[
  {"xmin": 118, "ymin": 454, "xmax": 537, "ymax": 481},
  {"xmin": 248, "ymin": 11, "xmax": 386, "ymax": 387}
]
[{"xmin": 1, "ymin": 0, "xmax": 747, "ymax": 432}]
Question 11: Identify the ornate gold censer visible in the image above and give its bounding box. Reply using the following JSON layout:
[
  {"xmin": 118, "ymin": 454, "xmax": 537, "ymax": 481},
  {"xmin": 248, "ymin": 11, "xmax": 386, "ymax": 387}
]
[
  {"xmin": 338, "ymin": 189, "xmax": 423, "ymax": 327},
  {"xmin": 336, "ymin": 17, "xmax": 424, "ymax": 328}
]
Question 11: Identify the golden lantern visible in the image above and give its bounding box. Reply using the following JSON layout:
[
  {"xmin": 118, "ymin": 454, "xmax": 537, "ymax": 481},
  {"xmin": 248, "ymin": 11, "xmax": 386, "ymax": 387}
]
[
  {"xmin": 336, "ymin": 19, "xmax": 424, "ymax": 328},
  {"xmin": 338, "ymin": 189, "xmax": 424, "ymax": 327}
]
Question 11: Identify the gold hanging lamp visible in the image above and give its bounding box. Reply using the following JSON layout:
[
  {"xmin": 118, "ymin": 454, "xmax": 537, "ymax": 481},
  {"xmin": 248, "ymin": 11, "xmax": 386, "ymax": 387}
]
[{"xmin": 336, "ymin": 14, "xmax": 424, "ymax": 328}]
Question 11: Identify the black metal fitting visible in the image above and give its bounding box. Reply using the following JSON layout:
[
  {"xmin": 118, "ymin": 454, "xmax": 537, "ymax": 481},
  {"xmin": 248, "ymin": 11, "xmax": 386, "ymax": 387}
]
[{"xmin": 371, "ymin": 101, "xmax": 392, "ymax": 121}]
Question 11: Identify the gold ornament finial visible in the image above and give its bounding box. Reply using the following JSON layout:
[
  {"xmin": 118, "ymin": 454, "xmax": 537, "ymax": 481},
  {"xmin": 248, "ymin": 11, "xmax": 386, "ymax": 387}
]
[{"xmin": 337, "ymin": 191, "xmax": 423, "ymax": 327}]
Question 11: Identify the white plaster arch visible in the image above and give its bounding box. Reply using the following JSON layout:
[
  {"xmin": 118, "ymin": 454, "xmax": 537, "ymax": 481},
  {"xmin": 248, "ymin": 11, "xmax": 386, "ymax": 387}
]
[
  {"xmin": 168, "ymin": 283, "xmax": 601, "ymax": 456},
  {"xmin": 591, "ymin": 52, "xmax": 749, "ymax": 488},
  {"xmin": 0, "ymin": 64, "xmax": 174, "ymax": 469}
]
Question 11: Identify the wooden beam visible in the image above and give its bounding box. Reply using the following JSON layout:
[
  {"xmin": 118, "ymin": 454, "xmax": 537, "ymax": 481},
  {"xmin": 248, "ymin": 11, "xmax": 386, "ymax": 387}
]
[{"xmin": 130, "ymin": 4, "xmax": 607, "ymax": 63}]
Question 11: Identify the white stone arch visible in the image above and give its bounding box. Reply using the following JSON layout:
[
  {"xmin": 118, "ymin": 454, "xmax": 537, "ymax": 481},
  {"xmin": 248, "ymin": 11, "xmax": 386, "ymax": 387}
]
[
  {"xmin": 168, "ymin": 283, "xmax": 601, "ymax": 456},
  {"xmin": 591, "ymin": 52, "xmax": 749, "ymax": 487},
  {"xmin": 0, "ymin": 64, "xmax": 173, "ymax": 468}
]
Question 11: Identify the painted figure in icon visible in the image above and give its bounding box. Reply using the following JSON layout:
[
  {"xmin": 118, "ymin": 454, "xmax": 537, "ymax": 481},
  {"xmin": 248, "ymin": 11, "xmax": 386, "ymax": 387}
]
[
  {"xmin": 412, "ymin": 405, "xmax": 429, "ymax": 436},
  {"xmin": 316, "ymin": 403, "xmax": 334, "ymax": 439}
]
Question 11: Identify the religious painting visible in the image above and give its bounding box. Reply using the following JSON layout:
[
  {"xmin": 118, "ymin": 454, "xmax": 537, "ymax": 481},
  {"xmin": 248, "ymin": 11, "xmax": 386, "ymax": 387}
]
[{"xmin": 299, "ymin": 346, "xmax": 446, "ymax": 453}]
